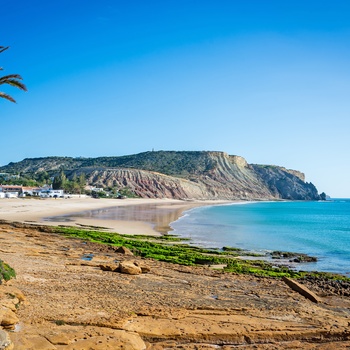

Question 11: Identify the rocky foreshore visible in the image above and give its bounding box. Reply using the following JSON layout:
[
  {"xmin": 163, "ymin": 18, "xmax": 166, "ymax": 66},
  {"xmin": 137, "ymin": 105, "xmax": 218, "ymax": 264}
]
[
  {"xmin": 0, "ymin": 222, "xmax": 350, "ymax": 349},
  {"xmin": 0, "ymin": 283, "xmax": 25, "ymax": 350}
]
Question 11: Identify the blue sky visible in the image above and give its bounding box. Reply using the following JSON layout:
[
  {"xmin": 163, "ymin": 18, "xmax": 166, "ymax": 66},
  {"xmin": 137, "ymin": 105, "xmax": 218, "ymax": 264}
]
[{"xmin": 1, "ymin": 0, "xmax": 350, "ymax": 197}]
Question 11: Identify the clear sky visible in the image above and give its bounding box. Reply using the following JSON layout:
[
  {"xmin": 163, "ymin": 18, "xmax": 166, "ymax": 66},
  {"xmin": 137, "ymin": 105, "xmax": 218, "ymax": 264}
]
[{"xmin": 1, "ymin": 0, "xmax": 350, "ymax": 197}]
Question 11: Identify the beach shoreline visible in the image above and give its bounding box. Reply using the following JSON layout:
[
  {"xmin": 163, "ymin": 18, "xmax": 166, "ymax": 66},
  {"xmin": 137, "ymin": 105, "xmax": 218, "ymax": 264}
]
[{"xmin": 0, "ymin": 197, "xmax": 232, "ymax": 236}]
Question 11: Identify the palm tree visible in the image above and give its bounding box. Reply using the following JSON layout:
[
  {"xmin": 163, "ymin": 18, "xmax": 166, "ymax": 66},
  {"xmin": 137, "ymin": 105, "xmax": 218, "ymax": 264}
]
[{"xmin": 0, "ymin": 46, "xmax": 27, "ymax": 103}]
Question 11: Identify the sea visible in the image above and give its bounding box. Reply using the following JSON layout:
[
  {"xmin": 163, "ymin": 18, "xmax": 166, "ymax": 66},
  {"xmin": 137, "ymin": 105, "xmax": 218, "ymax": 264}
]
[{"xmin": 170, "ymin": 199, "xmax": 350, "ymax": 276}]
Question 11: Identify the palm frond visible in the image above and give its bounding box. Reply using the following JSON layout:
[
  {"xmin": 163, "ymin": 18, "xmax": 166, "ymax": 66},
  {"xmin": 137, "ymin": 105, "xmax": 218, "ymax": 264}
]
[
  {"xmin": 0, "ymin": 46, "xmax": 26, "ymax": 103},
  {"xmin": 0, "ymin": 74, "xmax": 24, "ymax": 81},
  {"xmin": 0, "ymin": 46, "xmax": 9, "ymax": 54},
  {"xmin": 0, "ymin": 92, "xmax": 16, "ymax": 103},
  {"xmin": 0, "ymin": 78, "xmax": 27, "ymax": 91}
]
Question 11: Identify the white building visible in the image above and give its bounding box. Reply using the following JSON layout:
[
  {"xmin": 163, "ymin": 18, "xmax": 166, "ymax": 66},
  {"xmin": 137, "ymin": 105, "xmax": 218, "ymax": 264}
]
[
  {"xmin": 39, "ymin": 189, "xmax": 64, "ymax": 198},
  {"xmin": 0, "ymin": 185, "xmax": 65, "ymax": 198},
  {"xmin": 5, "ymin": 192, "xmax": 19, "ymax": 198}
]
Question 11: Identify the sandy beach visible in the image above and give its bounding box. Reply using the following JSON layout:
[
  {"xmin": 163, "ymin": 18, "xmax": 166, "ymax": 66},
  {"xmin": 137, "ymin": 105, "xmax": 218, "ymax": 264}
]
[{"xmin": 0, "ymin": 197, "xmax": 225, "ymax": 236}]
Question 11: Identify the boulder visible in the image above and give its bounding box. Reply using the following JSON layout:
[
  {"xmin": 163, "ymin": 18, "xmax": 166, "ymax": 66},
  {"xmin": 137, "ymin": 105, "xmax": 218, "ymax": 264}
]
[
  {"xmin": 134, "ymin": 262, "xmax": 151, "ymax": 273},
  {"xmin": 99, "ymin": 264, "xmax": 120, "ymax": 272},
  {"xmin": 119, "ymin": 261, "xmax": 142, "ymax": 275},
  {"xmin": 116, "ymin": 246, "xmax": 134, "ymax": 255},
  {"xmin": 0, "ymin": 309, "xmax": 19, "ymax": 329},
  {"xmin": 0, "ymin": 299, "xmax": 18, "ymax": 312},
  {"xmin": 283, "ymin": 277, "xmax": 322, "ymax": 303},
  {"xmin": 1, "ymin": 286, "xmax": 26, "ymax": 302},
  {"xmin": 140, "ymin": 266, "xmax": 151, "ymax": 274}
]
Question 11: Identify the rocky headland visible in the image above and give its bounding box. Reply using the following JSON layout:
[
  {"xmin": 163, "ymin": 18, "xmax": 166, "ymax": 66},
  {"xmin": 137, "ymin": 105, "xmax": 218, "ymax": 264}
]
[{"xmin": 0, "ymin": 151, "xmax": 321, "ymax": 200}]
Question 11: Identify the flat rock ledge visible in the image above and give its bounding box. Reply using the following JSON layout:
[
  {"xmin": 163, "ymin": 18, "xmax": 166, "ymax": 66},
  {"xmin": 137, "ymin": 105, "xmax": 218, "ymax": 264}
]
[
  {"xmin": 10, "ymin": 327, "xmax": 146, "ymax": 350},
  {"xmin": 0, "ymin": 282, "xmax": 147, "ymax": 350},
  {"xmin": 0, "ymin": 224, "xmax": 350, "ymax": 349}
]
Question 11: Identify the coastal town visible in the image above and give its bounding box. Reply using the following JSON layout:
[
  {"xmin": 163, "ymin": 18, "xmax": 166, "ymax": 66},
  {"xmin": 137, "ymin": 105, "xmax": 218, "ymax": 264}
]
[
  {"xmin": 0, "ymin": 169, "xmax": 130, "ymax": 200},
  {"xmin": 0, "ymin": 184, "xmax": 65, "ymax": 199}
]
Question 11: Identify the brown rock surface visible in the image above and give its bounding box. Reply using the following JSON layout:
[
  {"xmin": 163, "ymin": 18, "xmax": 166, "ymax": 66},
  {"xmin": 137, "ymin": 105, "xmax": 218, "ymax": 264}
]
[
  {"xmin": 0, "ymin": 282, "xmax": 22, "ymax": 349},
  {"xmin": 0, "ymin": 308, "xmax": 19, "ymax": 329},
  {"xmin": 116, "ymin": 246, "xmax": 134, "ymax": 255},
  {"xmin": 283, "ymin": 276, "xmax": 322, "ymax": 303},
  {"xmin": 0, "ymin": 223, "xmax": 349, "ymax": 349},
  {"xmin": 99, "ymin": 263, "xmax": 120, "ymax": 272},
  {"xmin": 119, "ymin": 261, "xmax": 142, "ymax": 275}
]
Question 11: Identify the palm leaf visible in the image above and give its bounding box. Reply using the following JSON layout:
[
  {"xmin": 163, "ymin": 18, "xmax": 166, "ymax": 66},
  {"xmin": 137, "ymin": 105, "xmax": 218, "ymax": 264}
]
[
  {"xmin": 0, "ymin": 76, "xmax": 27, "ymax": 91},
  {"xmin": 0, "ymin": 92, "xmax": 16, "ymax": 103},
  {"xmin": 0, "ymin": 74, "xmax": 24, "ymax": 81},
  {"xmin": 0, "ymin": 45, "xmax": 26, "ymax": 103},
  {"xmin": 0, "ymin": 46, "xmax": 9, "ymax": 54}
]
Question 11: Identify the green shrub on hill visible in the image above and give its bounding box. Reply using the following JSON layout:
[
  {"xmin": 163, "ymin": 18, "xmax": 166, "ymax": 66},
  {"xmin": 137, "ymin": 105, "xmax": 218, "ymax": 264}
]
[{"xmin": 0, "ymin": 151, "xmax": 218, "ymax": 179}]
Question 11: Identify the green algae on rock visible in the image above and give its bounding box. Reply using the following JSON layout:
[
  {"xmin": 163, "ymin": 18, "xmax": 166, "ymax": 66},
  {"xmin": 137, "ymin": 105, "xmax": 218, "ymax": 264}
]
[{"xmin": 0, "ymin": 260, "xmax": 15, "ymax": 284}]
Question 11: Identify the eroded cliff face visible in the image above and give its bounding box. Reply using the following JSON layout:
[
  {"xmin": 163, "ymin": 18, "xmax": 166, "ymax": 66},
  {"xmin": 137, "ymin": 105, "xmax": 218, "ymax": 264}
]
[
  {"xmin": 0, "ymin": 151, "xmax": 320, "ymax": 200},
  {"xmin": 251, "ymin": 164, "xmax": 319, "ymax": 200},
  {"xmin": 77, "ymin": 152, "xmax": 320, "ymax": 200},
  {"xmin": 83, "ymin": 168, "xmax": 208, "ymax": 200}
]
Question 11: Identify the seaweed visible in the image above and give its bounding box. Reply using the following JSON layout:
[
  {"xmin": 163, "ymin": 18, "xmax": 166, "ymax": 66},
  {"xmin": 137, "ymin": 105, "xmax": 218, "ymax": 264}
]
[
  {"xmin": 0, "ymin": 259, "xmax": 16, "ymax": 283},
  {"xmin": 49, "ymin": 226, "xmax": 350, "ymax": 281}
]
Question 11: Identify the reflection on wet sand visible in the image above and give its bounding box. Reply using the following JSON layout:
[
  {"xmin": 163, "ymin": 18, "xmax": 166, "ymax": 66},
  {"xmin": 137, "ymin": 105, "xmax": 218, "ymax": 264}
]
[{"xmin": 44, "ymin": 202, "xmax": 200, "ymax": 234}]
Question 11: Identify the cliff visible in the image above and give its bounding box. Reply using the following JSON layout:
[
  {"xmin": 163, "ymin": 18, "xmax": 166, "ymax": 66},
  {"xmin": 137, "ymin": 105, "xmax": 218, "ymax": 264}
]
[
  {"xmin": 251, "ymin": 164, "xmax": 318, "ymax": 200},
  {"xmin": 0, "ymin": 151, "xmax": 320, "ymax": 200}
]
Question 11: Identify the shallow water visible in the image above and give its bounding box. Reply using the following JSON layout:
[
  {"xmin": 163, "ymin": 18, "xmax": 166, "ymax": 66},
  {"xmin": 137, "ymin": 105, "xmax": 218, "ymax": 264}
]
[
  {"xmin": 44, "ymin": 202, "xmax": 192, "ymax": 234},
  {"xmin": 45, "ymin": 199, "xmax": 350, "ymax": 275},
  {"xmin": 170, "ymin": 200, "xmax": 350, "ymax": 275}
]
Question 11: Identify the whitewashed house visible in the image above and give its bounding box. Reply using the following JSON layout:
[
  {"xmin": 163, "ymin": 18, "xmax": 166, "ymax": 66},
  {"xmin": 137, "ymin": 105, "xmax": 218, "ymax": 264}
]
[
  {"xmin": 39, "ymin": 189, "xmax": 64, "ymax": 198},
  {"xmin": 5, "ymin": 192, "xmax": 19, "ymax": 198}
]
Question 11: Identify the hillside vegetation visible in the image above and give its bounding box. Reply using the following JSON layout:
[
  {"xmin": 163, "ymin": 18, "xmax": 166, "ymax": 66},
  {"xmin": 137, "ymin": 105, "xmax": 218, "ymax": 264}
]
[{"xmin": 2, "ymin": 151, "xmax": 222, "ymax": 176}]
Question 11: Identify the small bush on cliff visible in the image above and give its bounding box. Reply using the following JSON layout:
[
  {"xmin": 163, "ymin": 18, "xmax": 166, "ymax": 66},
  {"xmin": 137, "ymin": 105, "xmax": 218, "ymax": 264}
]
[
  {"xmin": 0, "ymin": 259, "xmax": 16, "ymax": 283},
  {"xmin": 118, "ymin": 187, "xmax": 138, "ymax": 198}
]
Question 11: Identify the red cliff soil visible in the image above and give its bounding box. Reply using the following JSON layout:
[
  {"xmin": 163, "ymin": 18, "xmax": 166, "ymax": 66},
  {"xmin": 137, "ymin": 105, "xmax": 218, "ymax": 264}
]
[{"xmin": 0, "ymin": 223, "xmax": 349, "ymax": 349}]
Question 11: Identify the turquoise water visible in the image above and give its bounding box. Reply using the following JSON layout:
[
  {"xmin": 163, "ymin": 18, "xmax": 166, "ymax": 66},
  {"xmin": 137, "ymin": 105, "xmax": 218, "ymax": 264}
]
[{"xmin": 171, "ymin": 200, "xmax": 350, "ymax": 275}]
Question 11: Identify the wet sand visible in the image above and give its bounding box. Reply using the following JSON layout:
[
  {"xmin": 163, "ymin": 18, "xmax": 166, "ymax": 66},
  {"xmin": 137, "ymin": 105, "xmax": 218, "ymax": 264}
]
[{"xmin": 0, "ymin": 197, "xmax": 229, "ymax": 235}]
